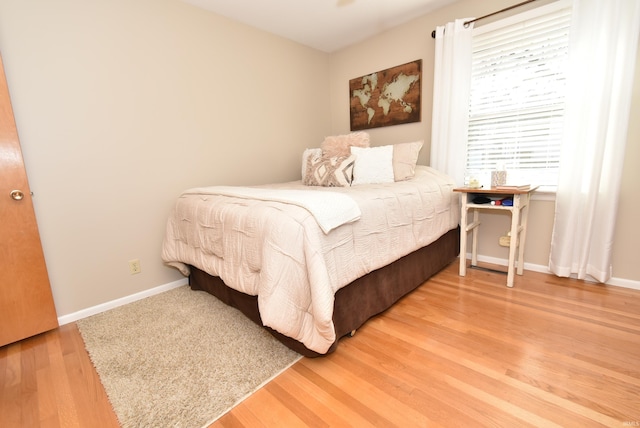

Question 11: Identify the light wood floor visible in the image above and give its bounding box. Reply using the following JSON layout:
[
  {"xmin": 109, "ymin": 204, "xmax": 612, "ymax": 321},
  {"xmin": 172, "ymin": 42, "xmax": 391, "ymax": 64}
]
[{"xmin": 2, "ymin": 261, "xmax": 639, "ymax": 427}]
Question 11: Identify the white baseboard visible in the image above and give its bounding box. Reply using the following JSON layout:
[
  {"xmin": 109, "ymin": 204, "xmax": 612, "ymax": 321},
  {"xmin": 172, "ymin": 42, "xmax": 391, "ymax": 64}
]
[
  {"xmin": 468, "ymin": 253, "xmax": 640, "ymax": 291},
  {"xmin": 57, "ymin": 278, "xmax": 189, "ymax": 326},
  {"xmin": 604, "ymin": 277, "xmax": 640, "ymax": 291},
  {"xmin": 59, "ymin": 254, "xmax": 640, "ymax": 326}
]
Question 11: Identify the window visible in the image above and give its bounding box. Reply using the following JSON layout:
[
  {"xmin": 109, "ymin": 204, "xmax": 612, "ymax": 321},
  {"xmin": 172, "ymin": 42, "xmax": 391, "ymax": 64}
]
[{"xmin": 466, "ymin": 1, "xmax": 572, "ymax": 191}]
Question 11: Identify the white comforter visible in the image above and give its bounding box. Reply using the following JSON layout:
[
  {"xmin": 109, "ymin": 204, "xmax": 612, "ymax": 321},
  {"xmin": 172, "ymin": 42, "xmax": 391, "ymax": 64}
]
[
  {"xmin": 179, "ymin": 186, "xmax": 362, "ymax": 234},
  {"xmin": 161, "ymin": 166, "xmax": 460, "ymax": 353}
]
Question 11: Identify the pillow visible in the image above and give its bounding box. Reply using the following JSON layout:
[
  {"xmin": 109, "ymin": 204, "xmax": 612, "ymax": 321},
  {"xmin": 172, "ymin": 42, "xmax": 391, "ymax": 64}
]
[
  {"xmin": 392, "ymin": 141, "xmax": 424, "ymax": 181},
  {"xmin": 350, "ymin": 145, "xmax": 395, "ymax": 185},
  {"xmin": 301, "ymin": 148, "xmax": 322, "ymax": 180},
  {"xmin": 303, "ymin": 154, "xmax": 356, "ymax": 187},
  {"xmin": 321, "ymin": 132, "xmax": 370, "ymax": 158}
]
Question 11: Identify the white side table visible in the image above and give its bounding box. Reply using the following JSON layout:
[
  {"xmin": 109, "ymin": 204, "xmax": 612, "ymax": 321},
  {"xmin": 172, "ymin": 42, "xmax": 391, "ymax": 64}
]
[{"xmin": 453, "ymin": 186, "xmax": 538, "ymax": 287}]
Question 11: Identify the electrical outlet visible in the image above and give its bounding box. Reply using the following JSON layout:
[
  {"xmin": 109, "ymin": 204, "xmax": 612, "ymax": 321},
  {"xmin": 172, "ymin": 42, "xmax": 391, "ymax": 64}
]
[{"xmin": 128, "ymin": 259, "xmax": 141, "ymax": 275}]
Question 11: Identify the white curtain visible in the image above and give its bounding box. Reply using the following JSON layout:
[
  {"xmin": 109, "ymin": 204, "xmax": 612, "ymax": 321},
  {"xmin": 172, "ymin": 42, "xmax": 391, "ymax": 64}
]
[
  {"xmin": 430, "ymin": 18, "xmax": 474, "ymax": 186},
  {"xmin": 549, "ymin": 0, "xmax": 640, "ymax": 283}
]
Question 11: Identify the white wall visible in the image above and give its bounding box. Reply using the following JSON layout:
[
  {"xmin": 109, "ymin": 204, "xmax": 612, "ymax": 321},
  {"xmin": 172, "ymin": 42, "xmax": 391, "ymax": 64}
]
[{"xmin": 0, "ymin": 0, "xmax": 332, "ymax": 317}]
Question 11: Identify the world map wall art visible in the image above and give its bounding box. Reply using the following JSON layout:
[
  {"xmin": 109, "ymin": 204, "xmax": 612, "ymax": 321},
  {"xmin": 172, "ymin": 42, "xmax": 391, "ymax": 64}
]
[{"xmin": 349, "ymin": 59, "xmax": 422, "ymax": 131}]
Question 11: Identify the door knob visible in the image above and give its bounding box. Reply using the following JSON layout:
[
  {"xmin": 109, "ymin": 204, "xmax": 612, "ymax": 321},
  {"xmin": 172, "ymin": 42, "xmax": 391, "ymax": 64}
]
[{"xmin": 10, "ymin": 190, "xmax": 24, "ymax": 201}]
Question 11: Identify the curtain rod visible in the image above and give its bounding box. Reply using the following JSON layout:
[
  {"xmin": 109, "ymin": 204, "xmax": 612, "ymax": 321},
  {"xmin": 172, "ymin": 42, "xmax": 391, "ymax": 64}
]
[{"xmin": 431, "ymin": 0, "xmax": 539, "ymax": 38}]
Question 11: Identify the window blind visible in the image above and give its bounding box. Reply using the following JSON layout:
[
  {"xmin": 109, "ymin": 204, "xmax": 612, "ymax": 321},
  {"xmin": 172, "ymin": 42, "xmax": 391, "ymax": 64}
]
[{"xmin": 466, "ymin": 3, "xmax": 572, "ymax": 190}]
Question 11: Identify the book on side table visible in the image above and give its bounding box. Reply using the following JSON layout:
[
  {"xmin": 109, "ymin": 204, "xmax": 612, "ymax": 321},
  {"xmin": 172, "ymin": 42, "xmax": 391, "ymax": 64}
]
[{"xmin": 494, "ymin": 184, "xmax": 531, "ymax": 190}]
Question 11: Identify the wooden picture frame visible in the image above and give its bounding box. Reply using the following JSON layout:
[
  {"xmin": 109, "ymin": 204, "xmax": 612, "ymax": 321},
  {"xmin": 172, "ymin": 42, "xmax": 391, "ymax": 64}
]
[{"xmin": 349, "ymin": 59, "xmax": 422, "ymax": 131}]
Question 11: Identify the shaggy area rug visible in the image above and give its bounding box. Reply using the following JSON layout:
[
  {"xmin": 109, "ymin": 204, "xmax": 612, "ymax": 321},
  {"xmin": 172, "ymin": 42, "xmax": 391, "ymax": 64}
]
[{"xmin": 77, "ymin": 286, "xmax": 301, "ymax": 428}]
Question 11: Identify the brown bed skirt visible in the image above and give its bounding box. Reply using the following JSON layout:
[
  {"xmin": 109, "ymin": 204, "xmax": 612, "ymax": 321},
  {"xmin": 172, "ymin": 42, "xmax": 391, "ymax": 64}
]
[{"xmin": 189, "ymin": 226, "xmax": 460, "ymax": 357}]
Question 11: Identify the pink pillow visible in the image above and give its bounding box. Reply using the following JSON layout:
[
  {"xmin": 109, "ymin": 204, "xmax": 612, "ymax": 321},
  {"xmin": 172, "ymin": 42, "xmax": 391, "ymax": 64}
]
[{"xmin": 321, "ymin": 132, "xmax": 370, "ymax": 158}]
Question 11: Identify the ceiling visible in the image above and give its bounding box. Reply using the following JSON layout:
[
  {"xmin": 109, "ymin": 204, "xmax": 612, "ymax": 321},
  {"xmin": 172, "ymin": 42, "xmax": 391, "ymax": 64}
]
[{"xmin": 181, "ymin": 0, "xmax": 458, "ymax": 53}]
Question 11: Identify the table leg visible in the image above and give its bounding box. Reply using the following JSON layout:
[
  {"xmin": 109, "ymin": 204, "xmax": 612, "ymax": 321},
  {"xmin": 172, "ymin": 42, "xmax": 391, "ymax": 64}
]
[
  {"xmin": 459, "ymin": 202, "xmax": 468, "ymax": 276},
  {"xmin": 516, "ymin": 194, "xmax": 530, "ymax": 275},
  {"xmin": 506, "ymin": 195, "xmax": 521, "ymax": 287},
  {"xmin": 471, "ymin": 209, "xmax": 479, "ymax": 266}
]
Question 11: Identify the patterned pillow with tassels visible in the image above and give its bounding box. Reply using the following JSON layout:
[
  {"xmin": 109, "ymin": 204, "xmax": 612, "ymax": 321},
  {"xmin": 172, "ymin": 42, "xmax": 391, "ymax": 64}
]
[{"xmin": 303, "ymin": 154, "xmax": 355, "ymax": 187}]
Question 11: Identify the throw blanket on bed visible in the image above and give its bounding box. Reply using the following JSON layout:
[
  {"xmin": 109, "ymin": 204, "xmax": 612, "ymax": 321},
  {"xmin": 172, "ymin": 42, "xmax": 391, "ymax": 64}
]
[
  {"xmin": 181, "ymin": 186, "xmax": 361, "ymax": 234},
  {"xmin": 162, "ymin": 166, "xmax": 460, "ymax": 354}
]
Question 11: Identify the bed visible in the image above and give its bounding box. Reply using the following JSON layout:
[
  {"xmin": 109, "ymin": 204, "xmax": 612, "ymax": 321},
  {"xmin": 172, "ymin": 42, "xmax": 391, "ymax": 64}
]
[{"xmin": 161, "ymin": 157, "xmax": 460, "ymax": 357}]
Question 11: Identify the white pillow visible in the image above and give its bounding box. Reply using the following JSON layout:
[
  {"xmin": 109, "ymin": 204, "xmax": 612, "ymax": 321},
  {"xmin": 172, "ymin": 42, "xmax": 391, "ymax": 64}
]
[
  {"xmin": 301, "ymin": 148, "xmax": 322, "ymax": 180},
  {"xmin": 350, "ymin": 145, "xmax": 395, "ymax": 185}
]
